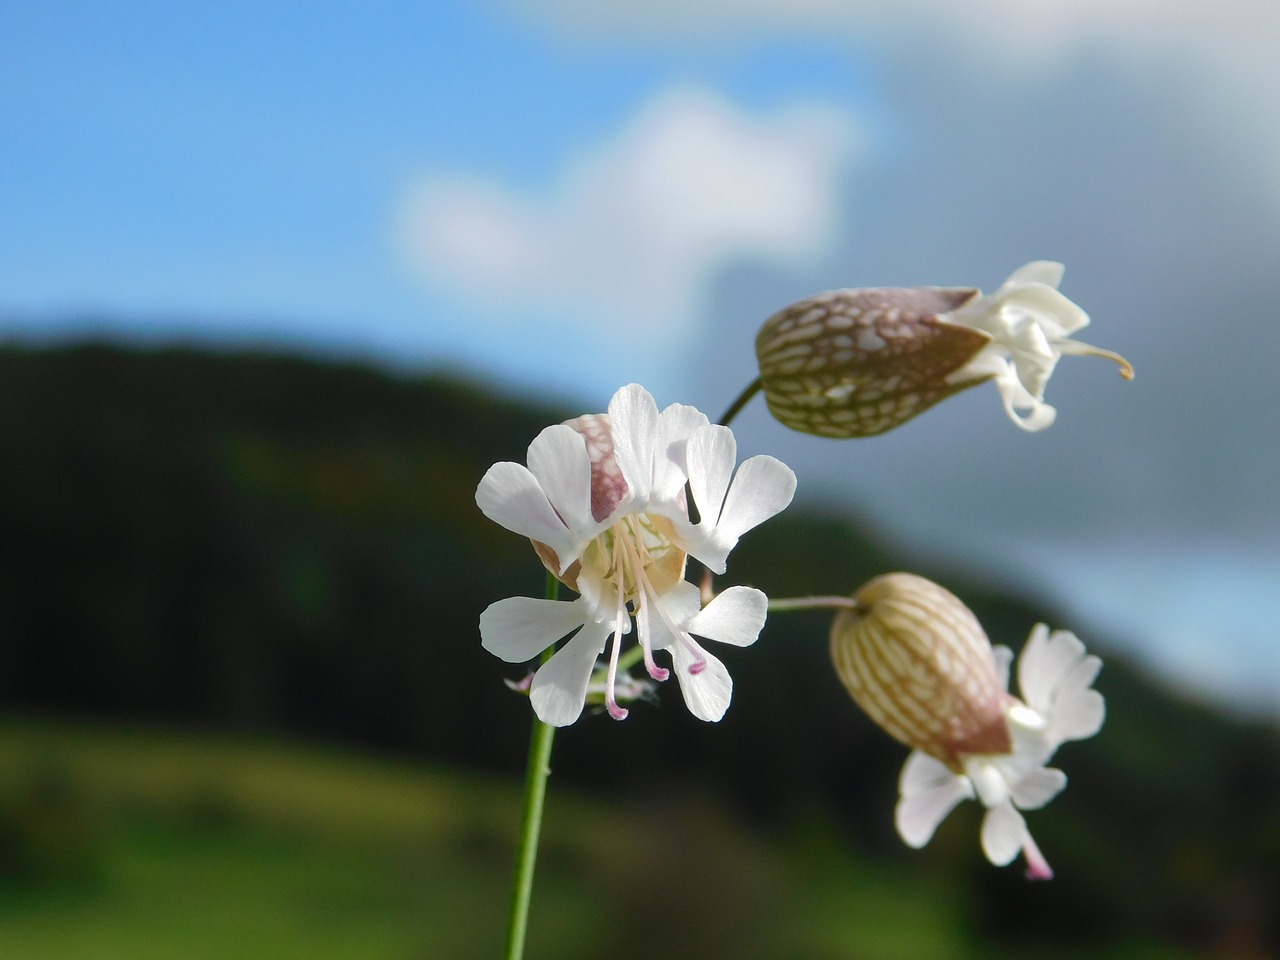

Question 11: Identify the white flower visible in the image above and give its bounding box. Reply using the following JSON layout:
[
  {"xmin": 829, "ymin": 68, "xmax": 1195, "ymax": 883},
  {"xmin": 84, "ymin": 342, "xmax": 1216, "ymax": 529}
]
[
  {"xmin": 830, "ymin": 572, "xmax": 1104, "ymax": 878},
  {"xmin": 476, "ymin": 384, "xmax": 796, "ymax": 727},
  {"xmin": 894, "ymin": 625, "xmax": 1105, "ymax": 879},
  {"xmin": 941, "ymin": 261, "xmax": 1134, "ymax": 431},
  {"xmin": 753, "ymin": 261, "xmax": 1132, "ymax": 438}
]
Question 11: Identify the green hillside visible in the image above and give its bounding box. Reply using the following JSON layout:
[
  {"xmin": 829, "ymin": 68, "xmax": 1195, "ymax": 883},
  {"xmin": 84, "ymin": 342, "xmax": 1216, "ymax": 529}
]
[{"xmin": 0, "ymin": 343, "xmax": 1276, "ymax": 957}]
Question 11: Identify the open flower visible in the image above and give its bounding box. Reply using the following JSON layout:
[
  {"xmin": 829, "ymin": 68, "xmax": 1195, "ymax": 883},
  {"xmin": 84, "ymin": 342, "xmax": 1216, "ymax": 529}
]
[
  {"xmin": 940, "ymin": 261, "xmax": 1134, "ymax": 430},
  {"xmin": 476, "ymin": 384, "xmax": 796, "ymax": 727},
  {"xmin": 754, "ymin": 261, "xmax": 1132, "ymax": 437},
  {"xmin": 829, "ymin": 573, "xmax": 1104, "ymax": 878}
]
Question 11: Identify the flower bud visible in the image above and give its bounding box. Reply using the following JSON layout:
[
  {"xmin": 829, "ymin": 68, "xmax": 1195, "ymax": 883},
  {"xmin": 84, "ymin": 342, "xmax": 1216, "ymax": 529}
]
[
  {"xmin": 829, "ymin": 573, "xmax": 1012, "ymax": 768},
  {"xmin": 755, "ymin": 287, "xmax": 991, "ymax": 438},
  {"xmin": 756, "ymin": 262, "xmax": 1132, "ymax": 436}
]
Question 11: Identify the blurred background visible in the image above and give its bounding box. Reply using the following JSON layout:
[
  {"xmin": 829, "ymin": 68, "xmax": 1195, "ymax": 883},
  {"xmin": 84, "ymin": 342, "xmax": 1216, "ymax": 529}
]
[{"xmin": 1, "ymin": 2, "xmax": 1277, "ymax": 958}]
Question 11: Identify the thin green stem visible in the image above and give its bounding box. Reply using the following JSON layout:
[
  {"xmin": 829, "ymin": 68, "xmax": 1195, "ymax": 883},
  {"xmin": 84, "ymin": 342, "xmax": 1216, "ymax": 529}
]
[
  {"xmin": 502, "ymin": 573, "xmax": 559, "ymax": 960},
  {"xmin": 716, "ymin": 376, "xmax": 762, "ymax": 427},
  {"xmin": 767, "ymin": 595, "xmax": 862, "ymax": 613}
]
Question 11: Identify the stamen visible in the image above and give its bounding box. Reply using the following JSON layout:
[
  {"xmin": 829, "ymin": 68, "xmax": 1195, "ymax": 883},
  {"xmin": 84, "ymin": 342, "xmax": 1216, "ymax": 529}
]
[
  {"xmin": 1021, "ymin": 833, "xmax": 1054, "ymax": 881},
  {"xmin": 638, "ymin": 571, "xmax": 707, "ymax": 676},
  {"xmin": 616, "ymin": 520, "xmax": 671, "ymax": 682},
  {"xmin": 603, "ymin": 580, "xmax": 629, "ymax": 721},
  {"xmin": 636, "ymin": 598, "xmax": 671, "ymax": 682}
]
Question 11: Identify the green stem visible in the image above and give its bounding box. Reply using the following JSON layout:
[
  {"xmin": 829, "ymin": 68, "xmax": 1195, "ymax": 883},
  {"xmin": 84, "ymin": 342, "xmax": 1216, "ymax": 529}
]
[
  {"xmin": 716, "ymin": 376, "xmax": 762, "ymax": 427},
  {"xmin": 767, "ymin": 595, "xmax": 861, "ymax": 613},
  {"xmin": 502, "ymin": 573, "xmax": 560, "ymax": 960}
]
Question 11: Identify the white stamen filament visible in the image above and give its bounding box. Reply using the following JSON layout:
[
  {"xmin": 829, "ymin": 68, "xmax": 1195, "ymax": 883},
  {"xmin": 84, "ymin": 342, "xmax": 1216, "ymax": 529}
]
[
  {"xmin": 645, "ymin": 576, "xmax": 708, "ymax": 675},
  {"xmin": 603, "ymin": 532, "xmax": 630, "ymax": 720},
  {"xmin": 1022, "ymin": 831, "xmax": 1053, "ymax": 880},
  {"xmin": 593, "ymin": 510, "xmax": 712, "ymax": 717},
  {"xmin": 616, "ymin": 517, "xmax": 672, "ymax": 682},
  {"xmin": 621, "ymin": 515, "xmax": 709, "ymax": 676}
]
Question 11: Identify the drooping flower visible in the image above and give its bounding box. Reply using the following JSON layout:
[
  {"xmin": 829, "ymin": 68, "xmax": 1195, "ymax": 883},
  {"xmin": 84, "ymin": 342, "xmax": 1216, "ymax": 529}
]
[
  {"xmin": 476, "ymin": 384, "xmax": 796, "ymax": 727},
  {"xmin": 829, "ymin": 572, "xmax": 1104, "ymax": 878},
  {"xmin": 754, "ymin": 261, "xmax": 1132, "ymax": 437}
]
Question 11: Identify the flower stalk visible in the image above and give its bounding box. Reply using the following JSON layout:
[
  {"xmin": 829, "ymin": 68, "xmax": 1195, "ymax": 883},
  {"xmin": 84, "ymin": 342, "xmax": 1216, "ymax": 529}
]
[{"xmin": 502, "ymin": 573, "xmax": 559, "ymax": 960}]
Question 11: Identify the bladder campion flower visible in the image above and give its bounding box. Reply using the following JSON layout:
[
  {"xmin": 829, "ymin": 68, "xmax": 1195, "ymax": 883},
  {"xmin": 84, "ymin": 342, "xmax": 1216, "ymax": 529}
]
[
  {"xmin": 755, "ymin": 261, "xmax": 1133, "ymax": 437},
  {"xmin": 829, "ymin": 572, "xmax": 1104, "ymax": 878},
  {"xmin": 476, "ymin": 384, "xmax": 796, "ymax": 727}
]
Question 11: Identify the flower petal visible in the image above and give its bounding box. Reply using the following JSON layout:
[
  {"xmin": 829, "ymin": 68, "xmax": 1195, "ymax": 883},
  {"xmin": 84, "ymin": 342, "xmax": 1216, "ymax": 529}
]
[
  {"xmin": 980, "ymin": 801, "xmax": 1029, "ymax": 867},
  {"xmin": 999, "ymin": 312, "xmax": 1058, "ymax": 398},
  {"xmin": 607, "ymin": 384, "xmax": 661, "ymax": 504},
  {"xmin": 526, "ymin": 423, "xmax": 598, "ymax": 536},
  {"xmin": 992, "ymin": 645, "xmax": 1013, "ymax": 691},
  {"xmin": 1051, "ymin": 685, "xmax": 1105, "ymax": 744},
  {"xmin": 653, "ymin": 401, "xmax": 710, "ymax": 502},
  {"xmin": 640, "ymin": 581, "xmax": 698, "ymax": 653},
  {"xmin": 895, "ymin": 751, "xmax": 973, "ymax": 848},
  {"xmin": 715, "ymin": 455, "xmax": 798, "ymax": 544},
  {"xmin": 670, "ymin": 640, "xmax": 733, "ymax": 722},
  {"xmin": 479, "ymin": 595, "xmax": 591, "ymax": 663},
  {"xmin": 992, "ymin": 367, "xmax": 1057, "ymax": 431},
  {"xmin": 1003, "ymin": 260, "xmax": 1064, "ymax": 289},
  {"xmin": 1009, "ymin": 766, "xmax": 1067, "ymax": 810},
  {"xmin": 685, "ymin": 425, "xmax": 737, "ymax": 524},
  {"xmin": 529, "ymin": 620, "xmax": 613, "ymax": 727},
  {"xmin": 475, "ymin": 461, "xmax": 579, "ymax": 564},
  {"xmin": 686, "ymin": 585, "xmax": 767, "ymax": 648},
  {"xmin": 1018, "ymin": 626, "xmax": 1084, "ymax": 716}
]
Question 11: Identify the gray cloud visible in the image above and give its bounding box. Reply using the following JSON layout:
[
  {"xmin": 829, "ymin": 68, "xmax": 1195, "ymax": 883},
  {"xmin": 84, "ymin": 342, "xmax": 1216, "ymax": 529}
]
[{"xmin": 689, "ymin": 45, "xmax": 1280, "ymax": 557}]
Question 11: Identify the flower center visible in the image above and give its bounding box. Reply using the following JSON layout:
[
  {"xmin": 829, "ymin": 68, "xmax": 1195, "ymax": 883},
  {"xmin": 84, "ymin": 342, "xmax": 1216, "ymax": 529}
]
[
  {"xmin": 586, "ymin": 512, "xmax": 685, "ymax": 601},
  {"xmin": 578, "ymin": 512, "xmax": 705, "ymax": 720}
]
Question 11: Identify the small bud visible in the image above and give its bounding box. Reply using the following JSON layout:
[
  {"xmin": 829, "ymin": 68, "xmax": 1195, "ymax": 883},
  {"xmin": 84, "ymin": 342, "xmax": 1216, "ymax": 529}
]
[
  {"xmin": 755, "ymin": 287, "xmax": 992, "ymax": 438},
  {"xmin": 830, "ymin": 573, "xmax": 1012, "ymax": 768}
]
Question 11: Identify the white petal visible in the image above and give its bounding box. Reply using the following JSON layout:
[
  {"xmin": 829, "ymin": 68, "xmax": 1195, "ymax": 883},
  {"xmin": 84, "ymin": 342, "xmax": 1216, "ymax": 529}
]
[
  {"xmin": 1000, "ymin": 313, "xmax": 1058, "ymax": 398},
  {"xmin": 529, "ymin": 621, "xmax": 612, "ymax": 727},
  {"xmin": 1050, "ymin": 685, "xmax": 1105, "ymax": 744},
  {"xmin": 1002, "ymin": 260, "xmax": 1064, "ymax": 289},
  {"xmin": 479, "ymin": 595, "xmax": 591, "ymax": 663},
  {"xmin": 966, "ymin": 758, "xmax": 1013, "ymax": 808},
  {"xmin": 526, "ymin": 424, "xmax": 598, "ymax": 536},
  {"xmin": 475, "ymin": 461, "xmax": 579, "ymax": 563},
  {"xmin": 980, "ymin": 801, "xmax": 1029, "ymax": 867},
  {"xmin": 670, "ymin": 640, "xmax": 733, "ymax": 722},
  {"xmin": 1042, "ymin": 645, "xmax": 1105, "ymax": 745},
  {"xmin": 607, "ymin": 384, "xmax": 660, "ymax": 504},
  {"xmin": 1026, "ymin": 284, "xmax": 1089, "ymax": 336},
  {"xmin": 686, "ymin": 585, "xmax": 767, "ymax": 648},
  {"xmin": 1018, "ymin": 626, "xmax": 1085, "ymax": 716},
  {"xmin": 652, "ymin": 402, "xmax": 710, "ymax": 502},
  {"xmin": 714, "ymin": 455, "xmax": 798, "ymax": 544},
  {"xmin": 640, "ymin": 581, "xmax": 697, "ymax": 653},
  {"xmin": 895, "ymin": 752, "xmax": 973, "ymax": 848},
  {"xmin": 900, "ymin": 749, "xmax": 958, "ymax": 797},
  {"xmin": 993, "ymin": 368, "xmax": 1057, "ymax": 431},
  {"xmin": 685, "ymin": 425, "xmax": 736, "ymax": 524},
  {"xmin": 1009, "ymin": 766, "xmax": 1067, "ymax": 810},
  {"xmin": 992, "ymin": 645, "xmax": 1014, "ymax": 691},
  {"xmin": 947, "ymin": 346, "xmax": 1004, "ymax": 386}
]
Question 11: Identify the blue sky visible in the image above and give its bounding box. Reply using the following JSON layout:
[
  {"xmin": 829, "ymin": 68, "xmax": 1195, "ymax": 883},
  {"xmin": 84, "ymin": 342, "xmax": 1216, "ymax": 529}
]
[{"xmin": 3, "ymin": 0, "xmax": 1278, "ymax": 714}]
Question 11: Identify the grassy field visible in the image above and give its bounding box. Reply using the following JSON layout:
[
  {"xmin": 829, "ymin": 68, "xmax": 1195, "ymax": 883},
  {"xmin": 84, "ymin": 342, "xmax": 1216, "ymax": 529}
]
[{"xmin": 0, "ymin": 718, "xmax": 1187, "ymax": 960}]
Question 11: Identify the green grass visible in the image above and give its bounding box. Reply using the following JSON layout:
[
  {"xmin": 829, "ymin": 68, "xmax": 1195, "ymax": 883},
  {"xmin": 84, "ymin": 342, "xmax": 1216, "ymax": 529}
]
[{"xmin": 0, "ymin": 718, "xmax": 1189, "ymax": 960}]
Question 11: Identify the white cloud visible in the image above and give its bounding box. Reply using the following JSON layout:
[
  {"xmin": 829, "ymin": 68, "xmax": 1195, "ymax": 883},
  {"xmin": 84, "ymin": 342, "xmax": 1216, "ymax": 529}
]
[
  {"xmin": 513, "ymin": 0, "xmax": 1280, "ymax": 203},
  {"xmin": 512, "ymin": 0, "xmax": 1279, "ymax": 62},
  {"xmin": 398, "ymin": 86, "xmax": 860, "ymax": 344}
]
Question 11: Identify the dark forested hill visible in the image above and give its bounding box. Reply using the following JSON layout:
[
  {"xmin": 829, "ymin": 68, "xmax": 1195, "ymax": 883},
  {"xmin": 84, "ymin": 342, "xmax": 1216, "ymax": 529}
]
[{"xmin": 0, "ymin": 342, "xmax": 1275, "ymax": 954}]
